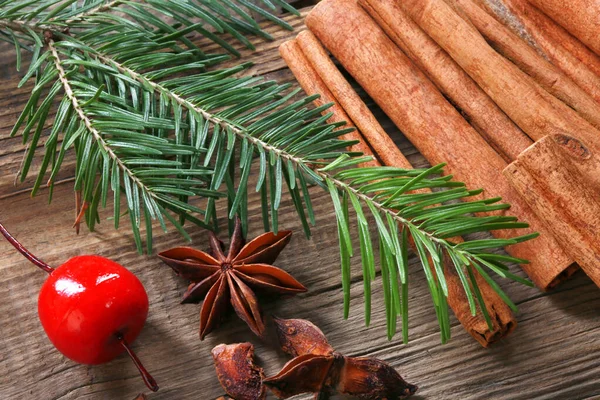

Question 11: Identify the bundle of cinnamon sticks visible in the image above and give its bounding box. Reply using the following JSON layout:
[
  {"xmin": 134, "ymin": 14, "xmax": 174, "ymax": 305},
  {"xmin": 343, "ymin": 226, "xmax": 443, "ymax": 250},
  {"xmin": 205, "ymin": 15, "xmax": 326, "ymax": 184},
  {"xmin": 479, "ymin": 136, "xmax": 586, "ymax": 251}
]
[{"xmin": 280, "ymin": 0, "xmax": 600, "ymax": 346}]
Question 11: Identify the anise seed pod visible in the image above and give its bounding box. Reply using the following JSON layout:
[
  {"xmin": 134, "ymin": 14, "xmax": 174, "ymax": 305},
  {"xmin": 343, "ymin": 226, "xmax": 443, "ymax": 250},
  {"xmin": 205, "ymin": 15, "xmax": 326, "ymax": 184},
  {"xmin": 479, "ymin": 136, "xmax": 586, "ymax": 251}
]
[{"xmin": 339, "ymin": 357, "xmax": 418, "ymax": 400}]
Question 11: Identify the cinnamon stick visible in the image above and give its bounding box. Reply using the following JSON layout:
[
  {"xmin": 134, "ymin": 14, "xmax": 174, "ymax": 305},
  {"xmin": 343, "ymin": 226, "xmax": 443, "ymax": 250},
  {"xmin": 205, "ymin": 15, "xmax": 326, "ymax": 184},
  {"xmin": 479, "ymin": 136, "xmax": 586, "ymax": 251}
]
[
  {"xmin": 482, "ymin": 0, "xmax": 600, "ymax": 104},
  {"xmin": 448, "ymin": 0, "xmax": 600, "ymax": 130},
  {"xmin": 306, "ymin": 0, "xmax": 576, "ymax": 290},
  {"xmin": 399, "ymin": 0, "xmax": 600, "ymax": 159},
  {"xmin": 504, "ymin": 134, "xmax": 600, "ymax": 288},
  {"xmin": 523, "ymin": 3, "xmax": 600, "ymax": 77},
  {"xmin": 358, "ymin": 0, "xmax": 531, "ymax": 162},
  {"xmin": 445, "ymin": 253, "xmax": 516, "ymax": 345},
  {"xmin": 526, "ymin": 0, "xmax": 600, "ymax": 57},
  {"xmin": 281, "ymin": 31, "xmax": 516, "ymax": 346},
  {"xmin": 294, "ymin": 31, "xmax": 410, "ymax": 169},
  {"xmin": 279, "ymin": 40, "xmax": 379, "ymax": 167}
]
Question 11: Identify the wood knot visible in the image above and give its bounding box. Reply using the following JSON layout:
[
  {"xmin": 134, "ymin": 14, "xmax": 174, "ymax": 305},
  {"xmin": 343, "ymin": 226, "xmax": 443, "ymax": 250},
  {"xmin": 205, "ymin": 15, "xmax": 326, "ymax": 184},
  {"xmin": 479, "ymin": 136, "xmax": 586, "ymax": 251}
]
[{"xmin": 553, "ymin": 134, "xmax": 591, "ymax": 160}]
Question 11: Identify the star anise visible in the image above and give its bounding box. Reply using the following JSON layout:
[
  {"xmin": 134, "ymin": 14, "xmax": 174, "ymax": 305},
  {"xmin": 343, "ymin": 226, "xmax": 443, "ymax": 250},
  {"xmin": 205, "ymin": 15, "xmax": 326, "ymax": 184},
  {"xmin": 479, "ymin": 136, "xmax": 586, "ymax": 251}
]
[
  {"xmin": 158, "ymin": 218, "xmax": 307, "ymax": 339},
  {"xmin": 263, "ymin": 317, "xmax": 418, "ymax": 399}
]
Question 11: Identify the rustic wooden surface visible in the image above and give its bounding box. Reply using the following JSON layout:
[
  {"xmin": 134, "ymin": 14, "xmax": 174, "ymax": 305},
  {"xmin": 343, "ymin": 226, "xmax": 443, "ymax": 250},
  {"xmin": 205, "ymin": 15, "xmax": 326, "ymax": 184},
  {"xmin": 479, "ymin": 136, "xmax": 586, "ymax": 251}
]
[{"xmin": 1, "ymin": 5, "xmax": 599, "ymax": 400}]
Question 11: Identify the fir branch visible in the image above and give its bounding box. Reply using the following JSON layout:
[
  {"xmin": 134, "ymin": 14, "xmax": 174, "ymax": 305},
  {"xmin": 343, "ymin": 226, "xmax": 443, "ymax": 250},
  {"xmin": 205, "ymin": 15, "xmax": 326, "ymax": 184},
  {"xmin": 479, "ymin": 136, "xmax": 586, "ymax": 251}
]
[
  {"xmin": 49, "ymin": 39, "xmax": 143, "ymax": 197},
  {"xmin": 94, "ymin": 50, "xmax": 319, "ymax": 176},
  {"xmin": 0, "ymin": 0, "xmax": 125, "ymax": 33},
  {"xmin": 319, "ymin": 160, "xmax": 535, "ymax": 341},
  {"xmin": 0, "ymin": 0, "xmax": 538, "ymax": 342}
]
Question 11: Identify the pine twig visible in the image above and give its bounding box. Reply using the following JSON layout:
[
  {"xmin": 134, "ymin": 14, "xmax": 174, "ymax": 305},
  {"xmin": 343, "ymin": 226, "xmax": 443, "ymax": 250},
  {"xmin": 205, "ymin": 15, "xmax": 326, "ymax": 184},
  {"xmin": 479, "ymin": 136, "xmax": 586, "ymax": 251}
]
[
  {"xmin": 49, "ymin": 39, "xmax": 150, "ymax": 207},
  {"xmin": 0, "ymin": 0, "xmax": 537, "ymax": 342}
]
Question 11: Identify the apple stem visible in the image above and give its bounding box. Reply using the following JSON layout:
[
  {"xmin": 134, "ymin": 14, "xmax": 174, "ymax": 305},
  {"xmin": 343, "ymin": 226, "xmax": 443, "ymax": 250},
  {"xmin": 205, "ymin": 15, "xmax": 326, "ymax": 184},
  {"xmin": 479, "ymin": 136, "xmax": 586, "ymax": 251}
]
[
  {"xmin": 0, "ymin": 221, "xmax": 53, "ymax": 274},
  {"xmin": 118, "ymin": 334, "xmax": 159, "ymax": 392}
]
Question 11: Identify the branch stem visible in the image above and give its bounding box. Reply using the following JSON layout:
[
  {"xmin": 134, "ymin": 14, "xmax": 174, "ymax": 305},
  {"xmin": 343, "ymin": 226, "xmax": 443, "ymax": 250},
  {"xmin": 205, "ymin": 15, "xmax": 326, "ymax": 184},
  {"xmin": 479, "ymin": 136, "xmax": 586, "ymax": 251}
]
[
  {"xmin": 323, "ymin": 173, "xmax": 453, "ymax": 247},
  {"xmin": 0, "ymin": 221, "xmax": 53, "ymax": 274},
  {"xmin": 118, "ymin": 334, "xmax": 159, "ymax": 392},
  {"xmin": 0, "ymin": 19, "xmax": 43, "ymax": 35},
  {"xmin": 94, "ymin": 52, "xmax": 312, "ymax": 171},
  {"xmin": 48, "ymin": 39, "xmax": 159, "ymax": 226}
]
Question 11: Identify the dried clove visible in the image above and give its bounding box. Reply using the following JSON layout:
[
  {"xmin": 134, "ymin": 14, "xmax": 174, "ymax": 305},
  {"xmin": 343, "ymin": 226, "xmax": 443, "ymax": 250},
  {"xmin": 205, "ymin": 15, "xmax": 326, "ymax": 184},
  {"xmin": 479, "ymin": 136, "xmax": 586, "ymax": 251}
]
[{"xmin": 212, "ymin": 343, "xmax": 266, "ymax": 400}]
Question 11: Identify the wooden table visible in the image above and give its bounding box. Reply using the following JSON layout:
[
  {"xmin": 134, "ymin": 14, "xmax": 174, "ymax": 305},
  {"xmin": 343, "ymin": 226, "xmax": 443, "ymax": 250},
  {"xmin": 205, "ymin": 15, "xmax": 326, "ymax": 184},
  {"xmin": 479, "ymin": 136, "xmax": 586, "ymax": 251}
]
[{"xmin": 1, "ymin": 5, "xmax": 599, "ymax": 400}]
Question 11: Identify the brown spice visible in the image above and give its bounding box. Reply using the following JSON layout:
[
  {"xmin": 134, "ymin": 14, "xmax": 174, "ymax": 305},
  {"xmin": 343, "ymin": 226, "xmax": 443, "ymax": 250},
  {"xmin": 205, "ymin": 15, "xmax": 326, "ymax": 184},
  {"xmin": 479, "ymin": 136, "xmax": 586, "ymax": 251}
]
[
  {"xmin": 504, "ymin": 134, "xmax": 600, "ymax": 288},
  {"xmin": 212, "ymin": 343, "xmax": 266, "ymax": 400},
  {"xmin": 448, "ymin": 0, "xmax": 600, "ymax": 130},
  {"xmin": 444, "ymin": 253, "xmax": 516, "ymax": 345},
  {"xmin": 526, "ymin": 0, "xmax": 600, "ymax": 57},
  {"xmin": 264, "ymin": 317, "xmax": 417, "ymax": 399},
  {"xmin": 279, "ymin": 39, "xmax": 379, "ymax": 167},
  {"xmin": 480, "ymin": 0, "xmax": 600, "ymax": 104},
  {"xmin": 359, "ymin": 0, "xmax": 531, "ymax": 162},
  {"xmin": 399, "ymin": 0, "xmax": 600, "ymax": 147},
  {"xmin": 294, "ymin": 30, "xmax": 411, "ymax": 169},
  {"xmin": 158, "ymin": 217, "xmax": 306, "ymax": 338}
]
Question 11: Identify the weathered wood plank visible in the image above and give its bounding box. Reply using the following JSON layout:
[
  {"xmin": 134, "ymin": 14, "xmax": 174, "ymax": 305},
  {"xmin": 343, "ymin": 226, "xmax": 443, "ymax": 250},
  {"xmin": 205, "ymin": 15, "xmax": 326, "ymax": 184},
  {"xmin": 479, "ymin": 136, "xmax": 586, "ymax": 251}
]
[
  {"xmin": 0, "ymin": 3, "xmax": 599, "ymax": 400},
  {"xmin": 1, "ymin": 179, "xmax": 599, "ymax": 400}
]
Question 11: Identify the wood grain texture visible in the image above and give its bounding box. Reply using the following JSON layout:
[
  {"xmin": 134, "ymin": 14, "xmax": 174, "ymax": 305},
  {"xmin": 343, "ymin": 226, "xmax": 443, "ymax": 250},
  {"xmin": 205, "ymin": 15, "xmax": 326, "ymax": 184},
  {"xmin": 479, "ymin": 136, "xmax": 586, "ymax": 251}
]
[{"xmin": 0, "ymin": 3, "xmax": 599, "ymax": 400}]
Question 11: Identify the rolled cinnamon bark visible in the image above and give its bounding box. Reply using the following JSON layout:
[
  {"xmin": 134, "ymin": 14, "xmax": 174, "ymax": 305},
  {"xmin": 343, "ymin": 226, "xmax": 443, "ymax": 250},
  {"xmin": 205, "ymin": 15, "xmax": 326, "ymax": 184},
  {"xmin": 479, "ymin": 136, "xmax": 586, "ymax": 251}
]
[
  {"xmin": 294, "ymin": 31, "xmax": 410, "ymax": 169},
  {"xmin": 445, "ymin": 253, "xmax": 516, "ymax": 346},
  {"xmin": 399, "ymin": 0, "xmax": 600, "ymax": 158},
  {"xmin": 481, "ymin": 0, "xmax": 600, "ymax": 104},
  {"xmin": 280, "ymin": 32, "xmax": 517, "ymax": 346},
  {"xmin": 522, "ymin": 3, "xmax": 600, "ymax": 77},
  {"xmin": 279, "ymin": 40, "xmax": 379, "ymax": 167},
  {"xmin": 526, "ymin": 0, "xmax": 600, "ymax": 57},
  {"xmin": 504, "ymin": 134, "xmax": 600, "ymax": 288},
  {"xmin": 306, "ymin": 0, "xmax": 575, "ymax": 290},
  {"xmin": 448, "ymin": 0, "xmax": 600, "ymax": 130},
  {"xmin": 358, "ymin": 0, "xmax": 531, "ymax": 162}
]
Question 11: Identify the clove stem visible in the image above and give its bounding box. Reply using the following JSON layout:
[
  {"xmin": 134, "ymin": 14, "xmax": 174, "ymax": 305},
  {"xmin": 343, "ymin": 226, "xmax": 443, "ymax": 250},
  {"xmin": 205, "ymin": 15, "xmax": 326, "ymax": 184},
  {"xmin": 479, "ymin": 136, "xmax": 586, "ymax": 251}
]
[
  {"xmin": 0, "ymin": 221, "xmax": 54, "ymax": 274},
  {"xmin": 118, "ymin": 335, "xmax": 159, "ymax": 392}
]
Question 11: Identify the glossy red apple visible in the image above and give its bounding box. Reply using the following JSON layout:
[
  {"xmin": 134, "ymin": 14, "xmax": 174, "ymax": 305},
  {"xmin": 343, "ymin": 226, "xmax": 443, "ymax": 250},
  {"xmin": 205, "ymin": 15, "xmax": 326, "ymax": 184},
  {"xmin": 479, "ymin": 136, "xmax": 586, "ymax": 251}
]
[{"xmin": 0, "ymin": 222, "xmax": 158, "ymax": 392}]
